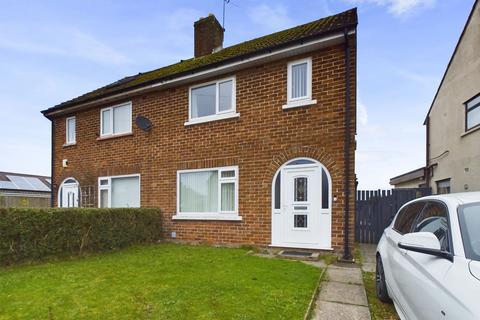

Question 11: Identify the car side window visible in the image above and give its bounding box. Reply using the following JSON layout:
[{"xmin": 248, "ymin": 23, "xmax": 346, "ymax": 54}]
[
  {"xmin": 393, "ymin": 202, "xmax": 426, "ymax": 235},
  {"xmin": 412, "ymin": 201, "xmax": 450, "ymax": 252}
]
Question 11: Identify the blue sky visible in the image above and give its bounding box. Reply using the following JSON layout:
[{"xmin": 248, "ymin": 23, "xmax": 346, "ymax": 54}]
[{"xmin": 0, "ymin": 0, "xmax": 474, "ymax": 189}]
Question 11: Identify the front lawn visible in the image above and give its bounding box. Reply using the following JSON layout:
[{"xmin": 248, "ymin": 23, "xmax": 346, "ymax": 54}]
[{"xmin": 0, "ymin": 244, "xmax": 321, "ymax": 319}]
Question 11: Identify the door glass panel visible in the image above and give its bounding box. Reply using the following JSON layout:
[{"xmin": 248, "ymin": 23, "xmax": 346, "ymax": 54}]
[
  {"xmin": 322, "ymin": 169, "xmax": 329, "ymax": 209},
  {"xmin": 294, "ymin": 177, "xmax": 307, "ymax": 202},
  {"xmin": 294, "ymin": 214, "xmax": 308, "ymax": 228},
  {"xmin": 274, "ymin": 172, "xmax": 281, "ymax": 209}
]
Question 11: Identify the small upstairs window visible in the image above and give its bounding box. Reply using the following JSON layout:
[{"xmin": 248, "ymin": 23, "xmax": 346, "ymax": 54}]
[
  {"xmin": 284, "ymin": 57, "xmax": 315, "ymax": 109},
  {"xmin": 186, "ymin": 77, "xmax": 238, "ymax": 125},
  {"xmin": 66, "ymin": 116, "xmax": 76, "ymax": 145},
  {"xmin": 100, "ymin": 102, "xmax": 132, "ymax": 137},
  {"xmin": 466, "ymin": 94, "xmax": 480, "ymax": 131}
]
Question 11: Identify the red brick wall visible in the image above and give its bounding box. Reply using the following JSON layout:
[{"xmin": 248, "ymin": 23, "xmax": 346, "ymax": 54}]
[{"xmin": 51, "ymin": 40, "xmax": 356, "ymax": 252}]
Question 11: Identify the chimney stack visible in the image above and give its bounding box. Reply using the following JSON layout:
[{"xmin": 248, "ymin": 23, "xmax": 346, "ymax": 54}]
[{"xmin": 194, "ymin": 14, "xmax": 224, "ymax": 58}]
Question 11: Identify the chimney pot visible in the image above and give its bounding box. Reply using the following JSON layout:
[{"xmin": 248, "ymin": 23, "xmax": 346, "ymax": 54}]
[{"xmin": 194, "ymin": 14, "xmax": 224, "ymax": 58}]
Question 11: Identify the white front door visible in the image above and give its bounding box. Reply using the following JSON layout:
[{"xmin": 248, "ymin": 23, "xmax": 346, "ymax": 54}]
[
  {"xmin": 272, "ymin": 163, "xmax": 332, "ymax": 249},
  {"xmin": 61, "ymin": 184, "xmax": 79, "ymax": 208}
]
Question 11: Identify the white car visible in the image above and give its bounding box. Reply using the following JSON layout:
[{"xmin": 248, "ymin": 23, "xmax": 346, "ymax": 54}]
[{"xmin": 376, "ymin": 192, "xmax": 480, "ymax": 320}]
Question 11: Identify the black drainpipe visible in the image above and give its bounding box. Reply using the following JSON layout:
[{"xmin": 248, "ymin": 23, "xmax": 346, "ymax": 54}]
[
  {"xmin": 50, "ymin": 119, "xmax": 55, "ymax": 207},
  {"xmin": 342, "ymin": 25, "xmax": 353, "ymax": 261}
]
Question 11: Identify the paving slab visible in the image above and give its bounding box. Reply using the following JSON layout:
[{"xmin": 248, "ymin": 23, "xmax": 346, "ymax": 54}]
[
  {"xmin": 314, "ymin": 301, "xmax": 371, "ymax": 320},
  {"xmin": 326, "ymin": 267, "xmax": 363, "ymax": 285},
  {"xmin": 319, "ymin": 282, "xmax": 368, "ymax": 306},
  {"xmin": 302, "ymin": 260, "xmax": 327, "ymax": 268},
  {"xmin": 362, "ymin": 262, "xmax": 375, "ymax": 273}
]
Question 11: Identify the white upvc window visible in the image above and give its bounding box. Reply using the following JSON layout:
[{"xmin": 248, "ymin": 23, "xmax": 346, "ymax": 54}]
[
  {"xmin": 100, "ymin": 102, "xmax": 132, "ymax": 137},
  {"xmin": 66, "ymin": 116, "xmax": 76, "ymax": 145},
  {"xmin": 284, "ymin": 57, "xmax": 316, "ymax": 109},
  {"xmin": 173, "ymin": 166, "xmax": 241, "ymax": 220},
  {"xmin": 465, "ymin": 94, "xmax": 480, "ymax": 131},
  {"xmin": 98, "ymin": 174, "xmax": 140, "ymax": 208},
  {"xmin": 186, "ymin": 77, "xmax": 239, "ymax": 126}
]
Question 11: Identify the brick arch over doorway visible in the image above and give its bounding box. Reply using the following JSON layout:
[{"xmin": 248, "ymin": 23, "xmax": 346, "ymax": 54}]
[
  {"xmin": 264, "ymin": 146, "xmax": 348, "ymax": 251},
  {"xmin": 264, "ymin": 146, "xmax": 340, "ymax": 184}
]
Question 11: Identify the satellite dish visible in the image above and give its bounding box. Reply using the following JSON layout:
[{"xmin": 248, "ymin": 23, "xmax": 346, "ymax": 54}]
[{"xmin": 135, "ymin": 115, "xmax": 153, "ymax": 132}]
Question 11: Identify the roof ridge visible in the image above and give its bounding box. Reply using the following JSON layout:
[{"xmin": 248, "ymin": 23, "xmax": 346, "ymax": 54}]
[{"xmin": 42, "ymin": 8, "xmax": 357, "ymax": 115}]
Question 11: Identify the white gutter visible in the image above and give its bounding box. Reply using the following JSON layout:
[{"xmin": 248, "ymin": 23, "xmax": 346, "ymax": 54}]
[{"xmin": 45, "ymin": 30, "xmax": 355, "ymax": 117}]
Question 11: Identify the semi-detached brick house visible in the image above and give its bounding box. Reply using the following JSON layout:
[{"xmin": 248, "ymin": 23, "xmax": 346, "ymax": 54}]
[{"xmin": 42, "ymin": 9, "xmax": 358, "ymax": 257}]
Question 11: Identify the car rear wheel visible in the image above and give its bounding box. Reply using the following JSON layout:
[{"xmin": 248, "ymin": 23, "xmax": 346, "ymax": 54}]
[{"xmin": 376, "ymin": 255, "xmax": 392, "ymax": 303}]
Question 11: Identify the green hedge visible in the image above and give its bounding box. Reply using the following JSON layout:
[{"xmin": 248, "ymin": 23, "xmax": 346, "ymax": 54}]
[{"xmin": 0, "ymin": 208, "xmax": 162, "ymax": 265}]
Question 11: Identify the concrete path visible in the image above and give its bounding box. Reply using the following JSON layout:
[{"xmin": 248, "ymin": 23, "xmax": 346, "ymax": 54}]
[
  {"xmin": 359, "ymin": 244, "xmax": 377, "ymax": 273},
  {"xmin": 313, "ymin": 263, "xmax": 371, "ymax": 320}
]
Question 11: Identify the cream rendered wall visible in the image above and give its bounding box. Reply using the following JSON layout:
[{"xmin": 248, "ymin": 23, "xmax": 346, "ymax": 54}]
[
  {"xmin": 393, "ymin": 179, "xmax": 425, "ymax": 189},
  {"xmin": 428, "ymin": 3, "xmax": 480, "ymax": 194}
]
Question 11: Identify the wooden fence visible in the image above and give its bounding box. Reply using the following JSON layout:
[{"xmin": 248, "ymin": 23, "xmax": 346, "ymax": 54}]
[{"xmin": 355, "ymin": 188, "xmax": 432, "ymax": 244}]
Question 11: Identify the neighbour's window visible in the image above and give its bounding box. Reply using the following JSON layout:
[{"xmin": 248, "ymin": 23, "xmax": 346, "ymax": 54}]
[
  {"xmin": 66, "ymin": 116, "xmax": 76, "ymax": 144},
  {"xmin": 287, "ymin": 57, "xmax": 312, "ymax": 103},
  {"xmin": 178, "ymin": 167, "xmax": 238, "ymax": 214},
  {"xmin": 412, "ymin": 201, "xmax": 450, "ymax": 252},
  {"xmin": 189, "ymin": 78, "xmax": 235, "ymax": 120},
  {"xmin": 393, "ymin": 202, "xmax": 425, "ymax": 235},
  {"xmin": 436, "ymin": 179, "xmax": 451, "ymax": 194},
  {"xmin": 466, "ymin": 94, "xmax": 480, "ymax": 131},
  {"xmin": 98, "ymin": 174, "xmax": 140, "ymax": 208},
  {"xmin": 100, "ymin": 102, "xmax": 132, "ymax": 136}
]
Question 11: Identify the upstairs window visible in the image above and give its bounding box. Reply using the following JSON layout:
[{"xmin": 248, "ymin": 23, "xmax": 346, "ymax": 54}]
[
  {"xmin": 287, "ymin": 58, "xmax": 313, "ymax": 106},
  {"xmin": 66, "ymin": 116, "xmax": 76, "ymax": 145},
  {"xmin": 466, "ymin": 94, "xmax": 480, "ymax": 131},
  {"xmin": 189, "ymin": 77, "xmax": 236, "ymax": 122},
  {"xmin": 100, "ymin": 102, "xmax": 132, "ymax": 137}
]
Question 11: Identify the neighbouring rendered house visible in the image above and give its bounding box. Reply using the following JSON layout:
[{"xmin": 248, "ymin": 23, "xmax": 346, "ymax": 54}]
[
  {"xmin": 425, "ymin": 0, "xmax": 480, "ymax": 194},
  {"xmin": 392, "ymin": 0, "xmax": 479, "ymax": 194},
  {"xmin": 41, "ymin": 9, "xmax": 357, "ymax": 256}
]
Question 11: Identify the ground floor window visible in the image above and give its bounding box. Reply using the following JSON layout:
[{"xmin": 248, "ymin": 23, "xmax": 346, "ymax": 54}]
[
  {"xmin": 436, "ymin": 178, "xmax": 451, "ymax": 195},
  {"xmin": 98, "ymin": 174, "xmax": 140, "ymax": 208},
  {"xmin": 177, "ymin": 166, "xmax": 238, "ymax": 216}
]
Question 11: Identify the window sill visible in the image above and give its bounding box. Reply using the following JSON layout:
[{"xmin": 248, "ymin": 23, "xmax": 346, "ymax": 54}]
[
  {"xmin": 172, "ymin": 214, "xmax": 243, "ymax": 221},
  {"xmin": 461, "ymin": 125, "xmax": 480, "ymax": 138},
  {"xmin": 184, "ymin": 112, "xmax": 240, "ymax": 126},
  {"xmin": 282, "ymin": 99, "xmax": 317, "ymax": 110},
  {"xmin": 97, "ymin": 132, "xmax": 133, "ymax": 141},
  {"xmin": 63, "ymin": 142, "xmax": 76, "ymax": 148}
]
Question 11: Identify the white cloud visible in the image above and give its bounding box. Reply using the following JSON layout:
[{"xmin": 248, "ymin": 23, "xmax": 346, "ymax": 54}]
[
  {"xmin": 0, "ymin": 25, "xmax": 128, "ymax": 65},
  {"xmin": 347, "ymin": 0, "xmax": 436, "ymax": 16},
  {"xmin": 248, "ymin": 4, "xmax": 294, "ymax": 30},
  {"xmin": 358, "ymin": 101, "xmax": 369, "ymax": 126}
]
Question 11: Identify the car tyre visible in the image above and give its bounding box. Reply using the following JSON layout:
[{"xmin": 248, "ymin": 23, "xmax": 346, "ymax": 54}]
[{"xmin": 376, "ymin": 255, "xmax": 392, "ymax": 303}]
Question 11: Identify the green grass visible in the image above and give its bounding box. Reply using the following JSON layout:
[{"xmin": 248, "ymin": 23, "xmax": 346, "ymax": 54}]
[
  {"xmin": 0, "ymin": 244, "xmax": 321, "ymax": 320},
  {"xmin": 362, "ymin": 272, "xmax": 399, "ymax": 320}
]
